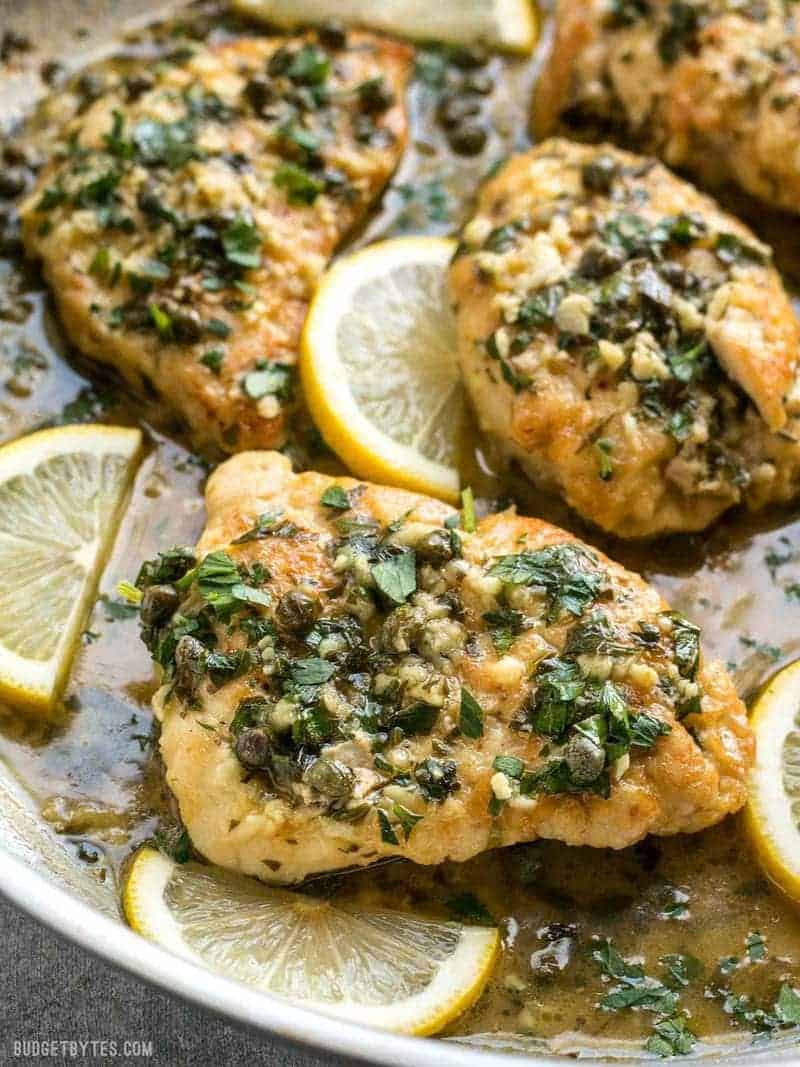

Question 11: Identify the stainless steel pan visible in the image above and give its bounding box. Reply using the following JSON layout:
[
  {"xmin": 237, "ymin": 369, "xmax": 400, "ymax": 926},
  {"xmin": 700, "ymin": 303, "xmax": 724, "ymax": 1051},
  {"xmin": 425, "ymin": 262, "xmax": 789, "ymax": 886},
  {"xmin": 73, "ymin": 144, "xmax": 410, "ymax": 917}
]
[{"xmin": 0, "ymin": 3, "xmax": 798, "ymax": 1063}]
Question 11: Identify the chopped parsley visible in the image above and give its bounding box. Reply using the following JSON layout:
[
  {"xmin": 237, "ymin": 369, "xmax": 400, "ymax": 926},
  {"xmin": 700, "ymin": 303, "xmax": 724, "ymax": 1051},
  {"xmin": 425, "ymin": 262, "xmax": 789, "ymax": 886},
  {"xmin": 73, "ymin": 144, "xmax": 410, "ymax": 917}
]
[
  {"xmin": 372, "ymin": 550, "xmax": 417, "ymax": 605},
  {"xmin": 459, "ymin": 688, "xmax": 484, "ymax": 739},
  {"xmin": 645, "ymin": 1014, "xmax": 696, "ymax": 1058},
  {"xmin": 493, "ymin": 755, "xmax": 524, "ymax": 779},
  {"xmin": 321, "ymin": 485, "xmax": 351, "ymax": 511},
  {"xmin": 221, "ymin": 214, "xmax": 262, "ymax": 270},
  {"xmin": 274, "ymin": 162, "xmax": 325, "ymax": 205},
  {"xmin": 630, "ymin": 713, "xmax": 672, "ymax": 749},
  {"xmin": 592, "ymin": 940, "xmax": 679, "ymax": 1014},
  {"xmin": 664, "ymin": 612, "xmax": 700, "ymax": 679},
  {"xmin": 377, "ymin": 807, "xmax": 399, "ymax": 845},
  {"xmin": 746, "ymin": 931, "xmax": 767, "ymax": 962},
  {"xmin": 483, "ymin": 608, "xmax": 524, "ymax": 653},
  {"xmin": 232, "ymin": 511, "xmax": 298, "ymax": 544},
  {"xmin": 489, "ymin": 544, "xmax": 604, "ymax": 622},
  {"xmin": 392, "ymin": 701, "xmax": 439, "ymax": 736},
  {"xmin": 200, "ymin": 349, "xmax": 225, "ymax": 374}
]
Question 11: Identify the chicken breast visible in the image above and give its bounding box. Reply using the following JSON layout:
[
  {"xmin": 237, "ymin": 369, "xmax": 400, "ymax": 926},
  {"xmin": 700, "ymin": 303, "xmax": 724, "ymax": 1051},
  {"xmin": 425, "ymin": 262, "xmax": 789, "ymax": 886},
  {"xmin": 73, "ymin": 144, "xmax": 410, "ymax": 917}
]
[
  {"xmin": 138, "ymin": 451, "xmax": 753, "ymax": 884},
  {"xmin": 449, "ymin": 139, "xmax": 800, "ymax": 538},
  {"xmin": 20, "ymin": 30, "xmax": 411, "ymax": 453},
  {"xmin": 535, "ymin": 0, "xmax": 800, "ymax": 214}
]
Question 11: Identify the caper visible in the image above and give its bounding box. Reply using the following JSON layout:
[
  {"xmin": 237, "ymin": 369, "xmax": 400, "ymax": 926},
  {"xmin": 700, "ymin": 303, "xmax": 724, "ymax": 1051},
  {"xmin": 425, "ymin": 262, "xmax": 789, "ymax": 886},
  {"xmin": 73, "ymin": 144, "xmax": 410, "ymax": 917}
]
[
  {"xmin": 358, "ymin": 77, "xmax": 395, "ymax": 114},
  {"xmin": 304, "ymin": 757, "xmax": 355, "ymax": 798},
  {"xmin": 124, "ymin": 74, "xmax": 154, "ymax": 102},
  {"xmin": 77, "ymin": 841, "xmax": 101, "ymax": 864},
  {"xmin": 415, "ymin": 528, "xmax": 456, "ymax": 566},
  {"xmin": 352, "ymin": 115, "xmax": 377, "ymax": 144},
  {"xmin": 173, "ymin": 635, "xmax": 206, "ymax": 695},
  {"xmin": 0, "ymin": 229, "xmax": 22, "ymax": 258},
  {"xmin": 275, "ymin": 590, "xmax": 317, "ymax": 632},
  {"xmin": 379, "ymin": 606, "xmax": 416, "ymax": 654},
  {"xmin": 318, "ymin": 20, "xmax": 347, "ymax": 49},
  {"xmin": 244, "ymin": 74, "xmax": 276, "ymax": 114},
  {"xmin": 464, "ymin": 71, "xmax": 495, "ymax": 95},
  {"xmin": 0, "ymin": 296, "xmax": 32, "ymax": 324},
  {"xmin": 564, "ymin": 733, "xmax": 606, "ymax": 785},
  {"xmin": 449, "ymin": 45, "xmax": 489, "ymax": 69},
  {"xmin": 0, "ymin": 31, "xmax": 31, "ymax": 61},
  {"xmin": 414, "ymin": 757, "xmax": 458, "ymax": 800},
  {"xmin": 235, "ymin": 727, "xmax": 272, "ymax": 769},
  {"xmin": 140, "ymin": 584, "xmax": 179, "ymax": 627},
  {"xmin": 40, "ymin": 60, "xmax": 66, "ymax": 88},
  {"xmin": 448, "ymin": 121, "xmax": 488, "ymax": 156},
  {"xmin": 170, "ymin": 308, "xmax": 204, "ymax": 343},
  {"xmin": 658, "ymin": 262, "xmax": 697, "ymax": 290},
  {"xmin": 0, "ymin": 169, "xmax": 27, "ymax": 199},
  {"xmin": 267, "ymin": 45, "xmax": 293, "ymax": 78},
  {"xmin": 136, "ymin": 181, "xmax": 163, "ymax": 219},
  {"xmin": 577, "ymin": 241, "xmax": 627, "ymax": 279},
  {"xmin": 76, "ymin": 71, "xmax": 107, "ymax": 106},
  {"xmin": 637, "ymin": 621, "xmax": 661, "ymax": 644},
  {"xmin": 581, "ymin": 154, "xmax": 619, "ymax": 194},
  {"xmin": 437, "ymin": 93, "xmax": 482, "ymax": 129},
  {"xmin": 3, "ymin": 143, "xmax": 37, "ymax": 168}
]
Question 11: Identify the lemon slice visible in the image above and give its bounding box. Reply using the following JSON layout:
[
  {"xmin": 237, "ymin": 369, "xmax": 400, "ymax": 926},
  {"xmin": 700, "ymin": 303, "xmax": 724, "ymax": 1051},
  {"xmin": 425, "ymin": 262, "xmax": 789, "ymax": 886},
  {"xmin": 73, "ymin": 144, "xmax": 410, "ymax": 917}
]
[
  {"xmin": 301, "ymin": 237, "xmax": 463, "ymax": 503},
  {"xmin": 0, "ymin": 424, "xmax": 142, "ymax": 714},
  {"xmin": 124, "ymin": 847, "xmax": 500, "ymax": 1035},
  {"xmin": 232, "ymin": 0, "xmax": 538, "ymax": 54},
  {"xmin": 745, "ymin": 658, "xmax": 800, "ymax": 902}
]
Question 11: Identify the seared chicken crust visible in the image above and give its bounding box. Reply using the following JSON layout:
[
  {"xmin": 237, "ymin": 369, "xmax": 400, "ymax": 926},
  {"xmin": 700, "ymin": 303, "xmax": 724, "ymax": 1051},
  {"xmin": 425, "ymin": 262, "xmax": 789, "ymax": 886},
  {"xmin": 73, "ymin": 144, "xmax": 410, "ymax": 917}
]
[
  {"xmin": 536, "ymin": 0, "xmax": 800, "ymax": 214},
  {"xmin": 20, "ymin": 31, "xmax": 411, "ymax": 452},
  {"xmin": 450, "ymin": 139, "xmax": 800, "ymax": 538},
  {"xmin": 140, "ymin": 451, "xmax": 752, "ymax": 884}
]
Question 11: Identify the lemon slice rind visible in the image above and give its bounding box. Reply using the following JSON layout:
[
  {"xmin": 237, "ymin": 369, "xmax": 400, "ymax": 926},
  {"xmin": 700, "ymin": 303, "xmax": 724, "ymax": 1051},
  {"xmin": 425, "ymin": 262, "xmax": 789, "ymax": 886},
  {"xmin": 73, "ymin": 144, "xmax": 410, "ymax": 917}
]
[
  {"xmin": 301, "ymin": 237, "xmax": 462, "ymax": 504},
  {"xmin": 0, "ymin": 424, "xmax": 142, "ymax": 713},
  {"xmin": 232, "ymin": 0, "xmax": 538, "ymax": 54},
  {"xmin": 745, "ymin": 658, "xmax": 800, "ymax": 902},
  {"xmin": 124, "ymin": 847, "xmax": 499, "ymax": 1036}
]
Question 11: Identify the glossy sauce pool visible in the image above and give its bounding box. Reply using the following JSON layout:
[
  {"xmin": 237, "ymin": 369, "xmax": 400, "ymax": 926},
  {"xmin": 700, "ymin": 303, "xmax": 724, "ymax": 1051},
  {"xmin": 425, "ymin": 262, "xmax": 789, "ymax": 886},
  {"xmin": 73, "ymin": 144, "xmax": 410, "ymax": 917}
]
[{"xmin": 2, "ymin": 1, "xmax": 800, "ymax": 1057}]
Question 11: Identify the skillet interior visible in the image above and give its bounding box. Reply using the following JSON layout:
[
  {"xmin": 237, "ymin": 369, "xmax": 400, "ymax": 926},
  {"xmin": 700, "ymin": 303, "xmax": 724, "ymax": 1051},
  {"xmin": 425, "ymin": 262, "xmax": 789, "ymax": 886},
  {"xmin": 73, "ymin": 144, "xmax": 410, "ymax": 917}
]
[{"xmin": 2, "ymin": 1, "xmax": 800, "ymax": 1061}]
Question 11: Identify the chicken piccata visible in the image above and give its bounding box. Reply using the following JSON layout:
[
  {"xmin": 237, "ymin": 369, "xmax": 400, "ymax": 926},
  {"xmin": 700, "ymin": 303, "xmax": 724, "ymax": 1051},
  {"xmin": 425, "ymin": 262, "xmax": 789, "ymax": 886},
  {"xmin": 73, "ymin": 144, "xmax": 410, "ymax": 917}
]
[
  {"xmin": 535, "ymin": 0, "xmax": 800, "ymax": 214},
  {"xmin": 139, "ymin": 451, "xmax": 753, "ymax": 884},
  {"xmin": 19, "ymin": 28, "xmax": 411, "ymax": 453},
  {"xmin": 450, "ymin": 139, "xmax": 800, "ymax": 538}
]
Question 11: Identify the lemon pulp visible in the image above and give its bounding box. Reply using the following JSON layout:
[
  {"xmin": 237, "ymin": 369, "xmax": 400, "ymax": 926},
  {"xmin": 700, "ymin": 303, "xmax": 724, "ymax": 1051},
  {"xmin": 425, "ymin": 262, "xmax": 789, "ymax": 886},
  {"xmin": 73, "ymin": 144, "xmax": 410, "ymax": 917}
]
[
  {"xmin": 301, "ymin": 237, "xmax": 463, "ymax": 503},
  {"xmin": 745, "ymin": 658, "xmax": 800, "ymax": 902},
  {"xmin": 232, "ymin": 0, "xmax": 539, "ymax": 54},
  {"xmin": 124, "ymin": 847, "xmax": 499, "ymax": 1035},
  {"xmin": 0, "ymin": 424, "xmax": 142, "ymax": 713}
]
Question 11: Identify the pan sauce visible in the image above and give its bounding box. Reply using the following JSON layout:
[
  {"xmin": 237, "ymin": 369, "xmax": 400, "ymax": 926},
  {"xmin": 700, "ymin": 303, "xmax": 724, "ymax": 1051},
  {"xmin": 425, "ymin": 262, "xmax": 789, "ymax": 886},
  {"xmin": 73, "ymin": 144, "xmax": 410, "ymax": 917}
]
[{"xmin": 2, "ymin": 0, "xmax": 800, "ymax": 1056}]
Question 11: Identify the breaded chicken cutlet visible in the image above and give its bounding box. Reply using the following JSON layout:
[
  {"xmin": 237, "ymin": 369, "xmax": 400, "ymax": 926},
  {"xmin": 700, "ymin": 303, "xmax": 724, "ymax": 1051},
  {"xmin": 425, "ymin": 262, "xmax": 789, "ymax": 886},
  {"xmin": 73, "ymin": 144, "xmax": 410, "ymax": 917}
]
[
  {"xmin": 449, "ymin": 139, "xmax": 800, "ymax": 538},
  {"xmin": 20, "ymin": 29, "xmax": 411, "ymax": 452},
  {"xmin": 536, "ymin": 0, "xmax": 800, "ymax": 214},
  {"xmin": 137, "ymin": 451, "xmax": 753, "ymax": 884}
]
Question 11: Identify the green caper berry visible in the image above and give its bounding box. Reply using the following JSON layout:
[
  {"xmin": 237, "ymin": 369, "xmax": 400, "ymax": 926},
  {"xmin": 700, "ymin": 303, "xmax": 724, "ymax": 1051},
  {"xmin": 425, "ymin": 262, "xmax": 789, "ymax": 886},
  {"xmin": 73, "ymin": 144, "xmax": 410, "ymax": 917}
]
[
  {"xmin": 276, "ymin": 590, "xmax": 317, "ymax": 632},
  {"xmin": 581, "ymin": 155, "xmax": 619, "ymax": 194},
  {"xmin": 565, "ymin": 733, "xmax": 606, "ymax": 785},
  {"xmin": 235, "ymin": 728, "xmax": 272, "ymax": 769},
  {"xmin": 305, "ymin": 757, "xmax": 355, "ymax": 798}
]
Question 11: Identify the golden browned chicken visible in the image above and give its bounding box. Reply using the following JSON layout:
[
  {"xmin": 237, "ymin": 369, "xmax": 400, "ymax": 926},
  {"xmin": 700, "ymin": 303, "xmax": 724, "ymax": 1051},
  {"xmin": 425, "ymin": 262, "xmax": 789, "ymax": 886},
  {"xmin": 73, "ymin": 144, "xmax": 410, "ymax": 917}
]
[
  {"xmin": 449, "ymin": 139, "xmax": 800, "ymax": 538},
  {"xmin": 137, "ymin": 451, "xmax": 753, "ymax": 884},
  {"xmin": 535, "ymin": 0, "xmax": 800, "ymax": 213},
  {"xmin": 20, "ymin": 30, "xmax": 411, "ymax": 453}
]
